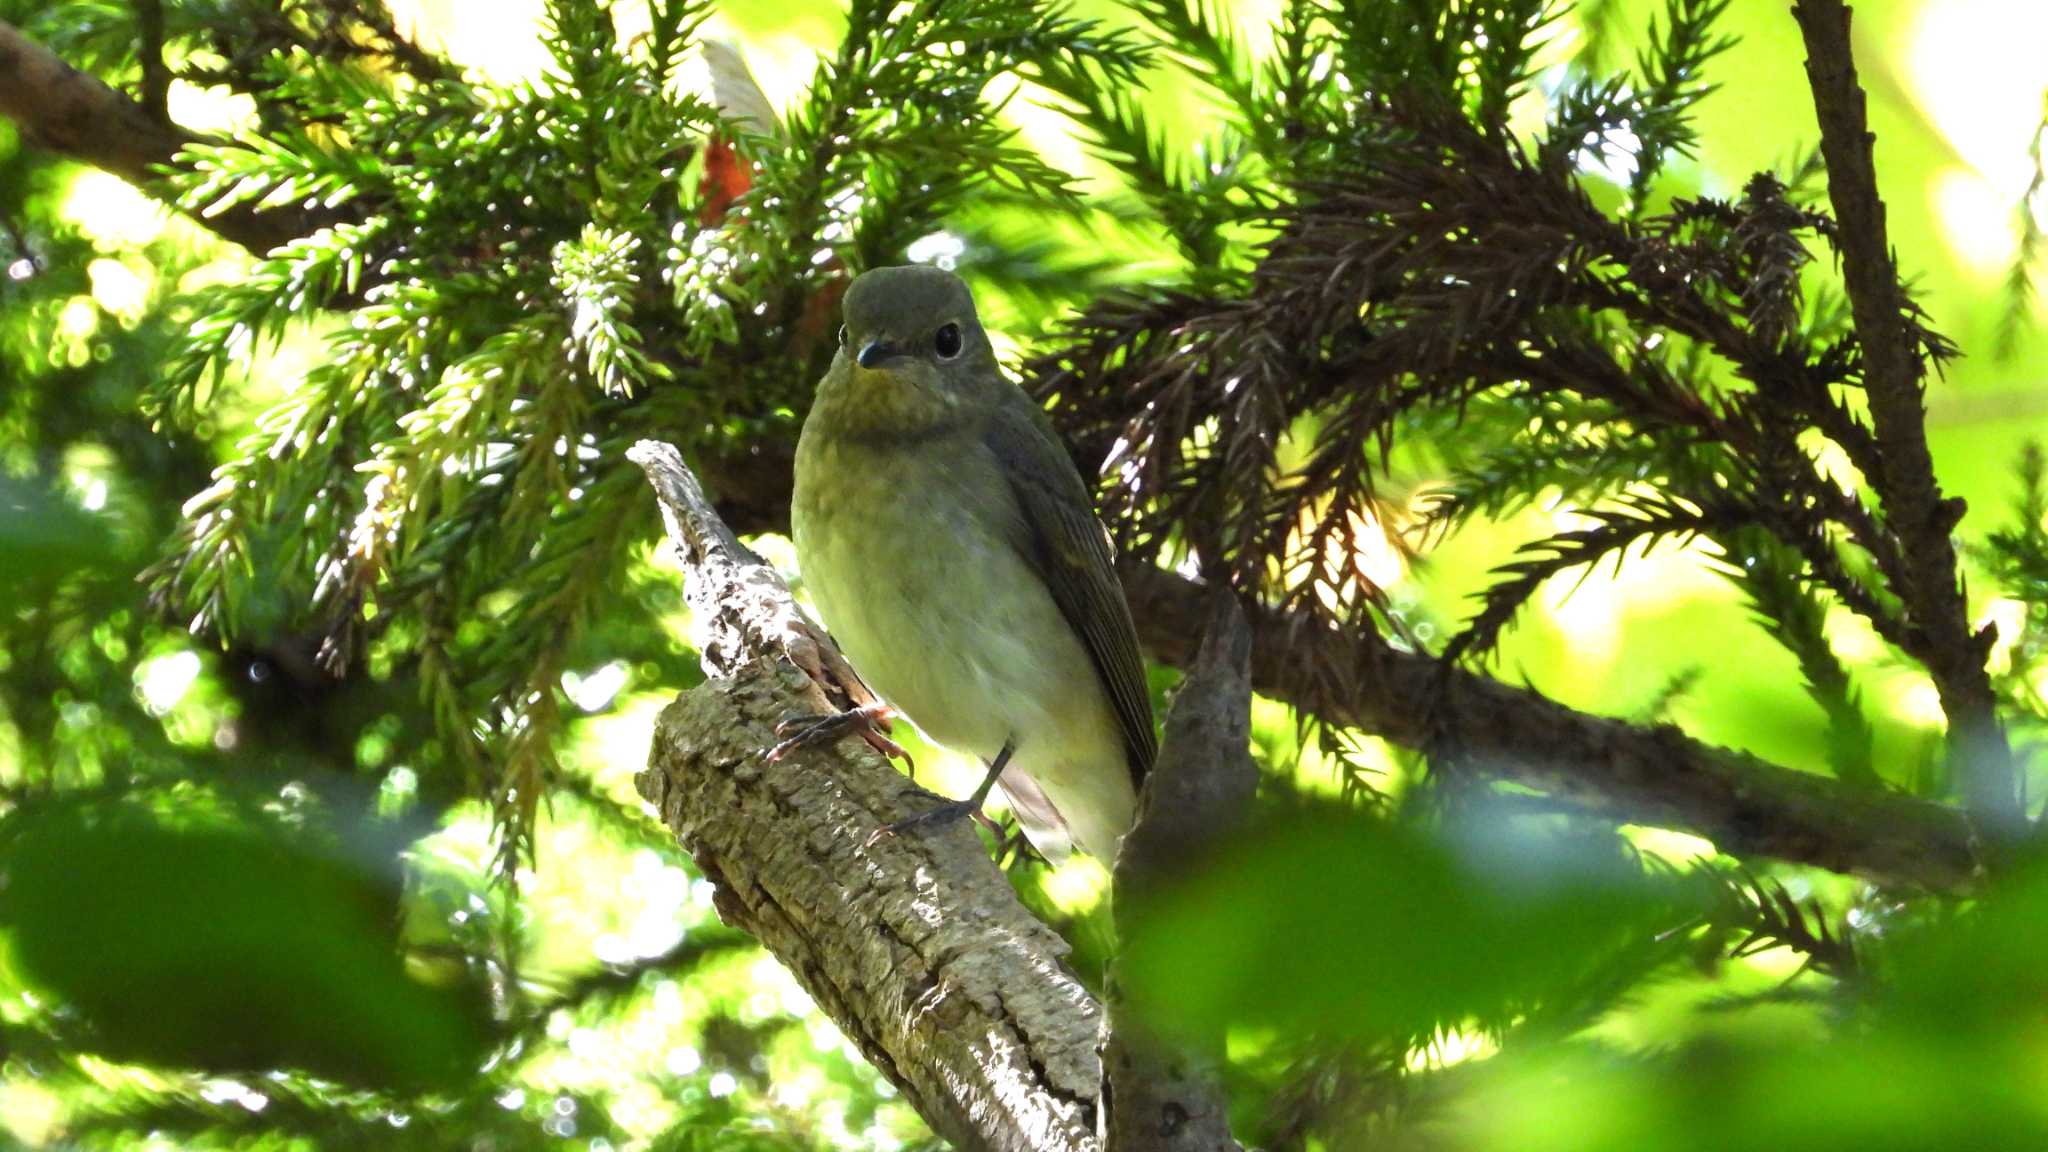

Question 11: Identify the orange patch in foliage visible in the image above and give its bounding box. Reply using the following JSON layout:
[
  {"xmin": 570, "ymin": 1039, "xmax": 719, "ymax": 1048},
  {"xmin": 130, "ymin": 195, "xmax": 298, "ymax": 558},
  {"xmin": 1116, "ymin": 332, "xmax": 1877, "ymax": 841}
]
[
  {"xmin": 692, "ymin": 129, "xmax": 847, "ymax": 363},
  {"xmin": 698, "ymin": 134, "xmax": 753, "ymax": 226},
  {"xmin": 793, "ymin": 274, "xmax": 849, "ymax": 362}
]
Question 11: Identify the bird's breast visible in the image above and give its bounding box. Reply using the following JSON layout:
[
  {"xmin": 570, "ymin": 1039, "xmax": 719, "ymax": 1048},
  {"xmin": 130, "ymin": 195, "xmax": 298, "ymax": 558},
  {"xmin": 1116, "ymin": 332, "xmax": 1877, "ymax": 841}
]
[{"xmin": 791, "ymin": 436, "xmax": 1106, "ymax": 763}]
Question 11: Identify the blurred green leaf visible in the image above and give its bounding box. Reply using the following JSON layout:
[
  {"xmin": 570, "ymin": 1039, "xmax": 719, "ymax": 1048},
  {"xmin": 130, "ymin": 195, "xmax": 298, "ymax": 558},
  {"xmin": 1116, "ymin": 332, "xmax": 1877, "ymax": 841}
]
[
  {"xmin": 0, "ymin": 475, "xmax": 116, "ymax": 600},
  {"xmin": 1120, "ymin": 807, "xmax": 1701, "ymax": 1046},
  {"xmin": 0, "ymin": 798, "xmax": 492, "ymax": 1092}
]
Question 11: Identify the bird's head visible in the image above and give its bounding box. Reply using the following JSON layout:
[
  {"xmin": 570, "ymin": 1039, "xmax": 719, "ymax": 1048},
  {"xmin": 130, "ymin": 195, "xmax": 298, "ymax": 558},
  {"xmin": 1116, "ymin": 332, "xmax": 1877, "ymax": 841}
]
[{"xmin": 823, "ymin": 265, "xmax": 999, "ymax": 433}]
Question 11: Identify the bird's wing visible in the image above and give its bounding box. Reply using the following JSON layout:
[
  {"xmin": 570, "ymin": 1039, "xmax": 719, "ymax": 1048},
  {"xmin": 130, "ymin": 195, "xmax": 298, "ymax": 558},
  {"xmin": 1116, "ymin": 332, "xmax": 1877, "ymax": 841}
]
[{"xmin": 983, "ymin": 394, "xmax": 1157, "ymax": 785}]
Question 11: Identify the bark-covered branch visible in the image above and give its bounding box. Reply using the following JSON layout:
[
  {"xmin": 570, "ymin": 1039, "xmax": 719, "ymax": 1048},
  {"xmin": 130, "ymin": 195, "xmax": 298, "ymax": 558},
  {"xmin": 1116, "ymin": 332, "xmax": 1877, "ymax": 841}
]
[
  {"xmin": 1104, "ymin": 593, "xmax": 1254, "ymax": 1152},
  {"xmin": 1791, "ymin": 0, "xmax": 2017, "ymax": 828},
  {"xmin": 625, "ymin": 441, "xmax": 1103, "ymax": 1152},
  {"xmin": 0, "ymin": 18, "xmax": 337, "ymax": 253}
]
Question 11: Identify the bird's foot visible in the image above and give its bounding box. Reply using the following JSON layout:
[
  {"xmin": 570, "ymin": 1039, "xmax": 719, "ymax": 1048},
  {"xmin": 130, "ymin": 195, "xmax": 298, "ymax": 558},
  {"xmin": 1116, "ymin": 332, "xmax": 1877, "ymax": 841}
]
[
  {"xmin": 993, "ymin": 825, "xmax": 1041, "ymax": 870},
  {"xmin": 766, "ymin": 703, "xmax": 912, "ymax": 770},
  {"xmin": 863, "ymin": 797, "xmax": 1005, "ymax": 849}
]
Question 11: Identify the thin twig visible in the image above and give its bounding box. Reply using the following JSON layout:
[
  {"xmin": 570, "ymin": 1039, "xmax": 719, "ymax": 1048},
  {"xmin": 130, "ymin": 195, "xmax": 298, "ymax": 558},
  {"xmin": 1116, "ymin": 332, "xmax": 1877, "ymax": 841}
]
[
  {"xmin": 134, "ymin": 0, "xmax": 169, "ymax": 122},
  {"xmin": 1997, "ymin": 91, "xmax": 2048, "ymax": 360}
]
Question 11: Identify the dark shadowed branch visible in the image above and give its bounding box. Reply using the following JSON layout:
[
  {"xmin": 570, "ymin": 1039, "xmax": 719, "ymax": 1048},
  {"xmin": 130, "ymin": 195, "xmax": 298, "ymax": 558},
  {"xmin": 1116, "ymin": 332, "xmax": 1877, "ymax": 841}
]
[
  {"xmin": 1104, "ymin": 593, "xmax": 1255, "ymax": 1152},
  {"xmin": 626, "ymin": 441, "xmax": 1104, "ymax": 1152},
  {"xmin": 1119, "ymin": 566, "xmax": 1982, "ymax": 890},
  {"xmin": 1791, "ymin": 0, "xmax": 2017, "ymax": 829},
  {"xmin": 0, "ymin": 19, "xmax": 343, "ymax": 253}
]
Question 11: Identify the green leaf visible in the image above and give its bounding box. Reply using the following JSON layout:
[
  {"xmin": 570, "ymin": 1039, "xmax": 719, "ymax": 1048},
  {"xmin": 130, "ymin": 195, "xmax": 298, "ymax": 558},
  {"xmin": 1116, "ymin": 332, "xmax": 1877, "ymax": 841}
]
[
  {"xmin": 1119, "ymin": 807, "xmax": 1698, "ymax": 1046},
  {"xmin": 0, "ymin": 798, "xmax": 493, "ymax": 1092}
]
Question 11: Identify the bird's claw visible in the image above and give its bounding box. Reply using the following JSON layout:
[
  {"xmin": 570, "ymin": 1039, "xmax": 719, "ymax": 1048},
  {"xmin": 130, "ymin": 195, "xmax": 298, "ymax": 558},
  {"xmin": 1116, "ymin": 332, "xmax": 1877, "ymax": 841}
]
[
  {"xmin": 766, "ymin": 703, "xmax": 912, "ymax": 770},
  {"xmin": 993, "ymin": 825, "xmax": 1040, "ymax": 869},
  {"xmin": 862, "ymin": 798, "xmax": 1004, "ymax": 849}
]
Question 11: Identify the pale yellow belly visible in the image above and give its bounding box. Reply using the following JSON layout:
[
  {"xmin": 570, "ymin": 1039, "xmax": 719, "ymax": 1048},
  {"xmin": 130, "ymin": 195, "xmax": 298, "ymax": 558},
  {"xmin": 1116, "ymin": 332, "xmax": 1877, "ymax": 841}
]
[{"xmin": 791, "ymin": 434, "xmax": 1136, "ymax": 859}]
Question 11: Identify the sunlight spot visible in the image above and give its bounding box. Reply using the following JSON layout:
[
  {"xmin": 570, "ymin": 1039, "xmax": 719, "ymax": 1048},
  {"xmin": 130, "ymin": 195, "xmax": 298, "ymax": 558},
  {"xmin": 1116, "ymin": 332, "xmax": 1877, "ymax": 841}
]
[
  {"xmin": 1825, "ymin": 604, "xmax": 1888, "ymax": 664},
  {"xmin": 1931, "ymin": 166, "xmax": 2017, "ymax": 275},
  {"xmin": 199, "ymin": 1080, "xmax": 258, "ymax": 1108},
  {"xmin": 563, "ymin": 661, "xmax": 630, "ymax": 712},
  {"xmin": 60, "ymin": 171, "xmax": 169, "ymax": 249},
  {"xmin": 58, "ymin": 296, "xmax": 99, "ymax": 344},
  {"xmin": 166, "ymin": 79, "xmax": 257, "ymax": 136},
  {"xmin": 1906, "ymin": 0, "xmax": 2048, "ymax": 196},
  {"xmin": 1887, "ymin": 677, "xmax": 1947, "ymax": 728},
  {"xmin": 773, "ymin": 1078, "xmax": 815, "ymax": 1110},
  {"xmin": 666, "ymin": 1046, "xmax": 702, "ymax": 1077},
  {"xmin": 88, "ymin": 257, "xmax": 151, "ymax": 321},
  {"xmin": 592, "ymin": 932, "xmax": 634, "ymax": 965},
  {"xmin": 135, "ymin": 650, "xmax": 203, "ymax": 716},
  {"xmin": 708, "ymin": 1071, "xmax": 738, "ymax": 1097},
  {"xmin": 1037, "ymin": 854, "xmax": 1109, "ymax": 914},
  {"xmin": 1575, "ymin": 120, "xmax": 1640, "ymax": 186},
  {"xmin": 1980, "ymin": 598, "xmax": 2029, "ymax": 675},
  {"xmin": 652, "ymin": 980, "xmax": 684, "ymax": 1026},
  {"xmin": 1623, "ymin": 825, "xmax": 1718, "ymax": 866},
  {"xmin": 906, "ymin": 231, "xmax": 966, "ymax": 270},
  {"xmin": 0, "ymin": 1080, "xmax": 62, "ymax": 1147},
  {"xmin": 388, "ymin": 0, "xmax": 550, "ymax": 83},
  {"xmin": 1405, "ymin": 1027, "xmax": 1498, "ymax": 1072}
]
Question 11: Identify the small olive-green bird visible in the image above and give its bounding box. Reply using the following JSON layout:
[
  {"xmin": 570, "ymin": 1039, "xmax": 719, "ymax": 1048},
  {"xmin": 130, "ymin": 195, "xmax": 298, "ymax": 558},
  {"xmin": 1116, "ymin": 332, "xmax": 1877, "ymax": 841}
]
[{"xmin": 789, "ymin": 264, "xmax": 1156, "ymax": 862}]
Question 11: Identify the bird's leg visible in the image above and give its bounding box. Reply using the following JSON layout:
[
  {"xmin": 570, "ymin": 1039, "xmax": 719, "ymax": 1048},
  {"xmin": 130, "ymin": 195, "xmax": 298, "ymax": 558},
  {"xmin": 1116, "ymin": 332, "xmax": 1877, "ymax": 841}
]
[
  {"xmin": 864, "ymin": 739, "xmax": 1015, "ymax": 848},
  {"xmin": 767, "ymin": 702, "xmax": 912, "ymax": 769}
]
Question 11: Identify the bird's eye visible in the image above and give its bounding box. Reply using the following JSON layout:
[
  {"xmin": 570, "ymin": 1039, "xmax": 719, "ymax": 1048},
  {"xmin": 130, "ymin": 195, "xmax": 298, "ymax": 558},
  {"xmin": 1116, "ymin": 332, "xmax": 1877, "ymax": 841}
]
[
  {"xmin": 934, "ymin": 322, "xmax": 963, "ymax": 360},
  {"xmin": 838, "ymin": 324, "xmax": 849, "ymax": 349}
]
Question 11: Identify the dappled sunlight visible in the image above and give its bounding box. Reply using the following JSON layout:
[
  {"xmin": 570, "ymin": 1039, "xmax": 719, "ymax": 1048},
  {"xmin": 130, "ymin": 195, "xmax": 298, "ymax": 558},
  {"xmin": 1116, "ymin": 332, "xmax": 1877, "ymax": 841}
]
[
  {"xmin": 1905, "ymin": 0, "xmax": 2048, "ymax": 197},
  {"xmin": 390, "ymin": 0, "xmax": 551, "ymax": 83},
  {"xmin": 1530, "ymin": 504, "xmax": 1733, "ymax": 678},
  {"xmin": 1931, "ymin": 165, "xmax": 2018, "ymax": 276},
  {"xmin": 1036, "ymin": 853, "xmax": 1110, "ymax": 915},
  {"xmin": 59, "ymin": 172, "xmax": 168, "ymax": 250},
  {"xmin": 1623, "ymin": 826, "xmax": 1718, "ymax": 868},
  {"xmin": 165, "ymin": 81, "xmax": 257, "ymax": 137},
  {"xmin": 1405, "ymin": 1026, "xmax": 1498, "ymax": 1073}
]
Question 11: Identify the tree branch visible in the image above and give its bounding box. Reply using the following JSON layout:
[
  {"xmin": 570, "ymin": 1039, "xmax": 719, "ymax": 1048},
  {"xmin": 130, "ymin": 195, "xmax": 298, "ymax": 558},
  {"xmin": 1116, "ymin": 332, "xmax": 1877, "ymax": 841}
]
[
  {"xmin": 135, "ymin": 0, "xmax": 170, "ymax": 123},
  {"xmin": 625, "ymin": 441, "xmax": 1103, "ymax": 1152},
  {"xmin": 1119, "ymin": 565, "xmax": 1982, "ymax": 890},
  {"xmin": 0, "ymin": 19, "xmax": 337, "ymax": 253},
  {"xmin": 1792, "ymin": 0, "xmax": 2017, "ymax": 828},
  {"xmin": 1105, "ymin": 593, "xmax": 1254, "ymax": 1152}
]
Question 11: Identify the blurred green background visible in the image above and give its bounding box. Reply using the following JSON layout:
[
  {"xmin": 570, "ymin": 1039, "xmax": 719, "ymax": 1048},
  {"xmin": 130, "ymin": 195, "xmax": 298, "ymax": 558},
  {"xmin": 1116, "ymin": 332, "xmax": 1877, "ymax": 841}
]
[{"xmin": 5, "ymin": 0, "xmax": 2048, "ymax": 1148}]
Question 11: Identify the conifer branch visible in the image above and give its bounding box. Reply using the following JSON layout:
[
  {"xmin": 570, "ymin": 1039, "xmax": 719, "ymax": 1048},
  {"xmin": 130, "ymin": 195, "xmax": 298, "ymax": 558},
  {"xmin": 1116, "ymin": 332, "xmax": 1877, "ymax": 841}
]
[
  {"xmin": 1120, "ymin": 565, "xmax": 1981, "ymax": 890},
  {"xmin": 1792, "ymin": 0, "xmax": 2017, "ymax": 829},
  {"xmin": 0, "ymin": 19, "xmax": 346, "ymax": 254},
  {"xmin": 690, "ymin": 441, "xmax": 1980, "ymax": 889}
]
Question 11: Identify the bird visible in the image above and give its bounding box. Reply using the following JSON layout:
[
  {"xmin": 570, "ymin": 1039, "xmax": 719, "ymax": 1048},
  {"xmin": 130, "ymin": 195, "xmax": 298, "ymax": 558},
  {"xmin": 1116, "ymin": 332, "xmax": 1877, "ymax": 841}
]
[{"xmin": 783, "ymin": 264, "xmax": 1156, "ymax": 863}]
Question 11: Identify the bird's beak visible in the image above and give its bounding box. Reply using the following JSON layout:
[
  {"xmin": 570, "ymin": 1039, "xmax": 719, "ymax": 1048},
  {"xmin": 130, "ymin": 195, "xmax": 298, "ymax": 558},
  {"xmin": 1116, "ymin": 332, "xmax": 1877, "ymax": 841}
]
[{"xmin": 856, "ymin": 339, "xmax": 898, "ymax": 369}]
